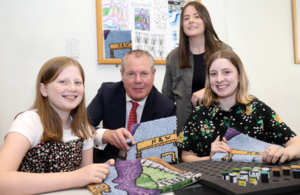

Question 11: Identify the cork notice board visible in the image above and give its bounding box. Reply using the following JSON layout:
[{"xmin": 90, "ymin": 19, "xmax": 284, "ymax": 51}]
[{"xmin": 96, "ymin": 0, "xmax": 201, "ymax": 65}]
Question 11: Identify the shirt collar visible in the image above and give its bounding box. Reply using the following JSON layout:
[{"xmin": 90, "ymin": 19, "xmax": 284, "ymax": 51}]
[
  {"xmin": 125, "ymin": 93, "xmax": 148, "ymax": 108},
  {"xmin": 209, "ymin": 101, "xmax": 247, "ymax": 118}
]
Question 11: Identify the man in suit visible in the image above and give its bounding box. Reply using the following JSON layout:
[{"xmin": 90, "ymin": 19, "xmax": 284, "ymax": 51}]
[{"xmin": 87, "ymin": 49, "xmax": 176, "ymax": 163}]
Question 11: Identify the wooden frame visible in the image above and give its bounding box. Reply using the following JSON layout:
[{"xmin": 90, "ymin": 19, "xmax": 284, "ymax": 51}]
[
  {"xmin": 96, "ymin": 0, "xmax": 201, "ymax": 65},
  {"xmin": 292, "ymin": 0, "xmax": 300, "ymax": 63}
]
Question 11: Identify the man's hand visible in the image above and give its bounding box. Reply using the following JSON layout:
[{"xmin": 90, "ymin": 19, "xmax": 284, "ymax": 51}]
[
  {"xmin": 106, "ymin": 159, "xmax": 115, "ymax": 166},
  {"xmin": 102, "ymin": 128, "xmax": 135, "ymax": 151}
]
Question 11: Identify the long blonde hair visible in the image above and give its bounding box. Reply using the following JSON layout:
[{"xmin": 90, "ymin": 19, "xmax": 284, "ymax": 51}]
[
  {"xmin": 203, "ymin": 50, "xmax": 253, "ymax": 106},
  {"xmin": 30, "ymin": 56, "xmax": 94, "ymax": 142}
]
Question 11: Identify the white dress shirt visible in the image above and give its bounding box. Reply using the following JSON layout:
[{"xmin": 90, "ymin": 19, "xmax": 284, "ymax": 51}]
[{"xmin": 93, "ymin": 93, "xmax": 148, "ymax": 160}]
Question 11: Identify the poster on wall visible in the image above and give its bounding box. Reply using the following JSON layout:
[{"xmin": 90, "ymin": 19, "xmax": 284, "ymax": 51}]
[
  {"xmin": 96, "ymin": 0, "xmax": 199, "ymax": 65},
  {"xmin": 102, "ymin": 0, "xmax": 129, "ymax": 30}
]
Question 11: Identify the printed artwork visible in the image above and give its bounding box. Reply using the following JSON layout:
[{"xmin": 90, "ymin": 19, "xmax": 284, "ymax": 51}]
[
  {"xmin": 104, "ymin": 30, "xmax": 132, "ymax": 59},
  {"xmin": 127, "ymin": 116, "xmax": 178, "ymax": 164},
  {"xmin": 130, "ymin": 0, "xmax": 167, "ymax": 59},
  {"xmin": 168, "ymin": 0, "xmax": 187, "ymax": 12},
  {"xmin": 131, "ymin": 0, "xmax": 151, "ymax": 8},
  {"xmin": 166, "ymin": 0, "xmax": 183, "ymax": 54},
  {"xmin": 87, "ymin": 157, "xmax": 202, "ymax": 195},
  {"xmin": 153, "ymin": 0, "xmax": 168, "ymax": 29},
  {"xmin": 102, "ymin": 0, "xmax": 129, "ymax": 30},
  {"xmin": 166, "ymin": 0, "xmax": 196, "ymax": 54},
  {"xmin": 134, "ymin": 8, "xmax": 150, "ymax": 31},
  {"xmin": 98, "ymin": 0, "xmax": 197, "ymax": 62},
  {"xmin": 211, "ymin": 127, "xmax": 283, "ymax": 163},
  {"xmin": 134, "ymin": 32, "xmax": 165, "ymax": 59}
]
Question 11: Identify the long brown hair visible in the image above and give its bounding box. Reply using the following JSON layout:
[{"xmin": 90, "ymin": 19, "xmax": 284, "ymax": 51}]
[
  {"xmin": 30, "ymin": 56, "xmax": 94, "ymax": 142},
  {"xmin": 179, "ymin": 1, "xmax": 222, "ymax": 69},
  {"xmin": 203, "ymin": 50, "xmax": 253, "ymax": 106}
]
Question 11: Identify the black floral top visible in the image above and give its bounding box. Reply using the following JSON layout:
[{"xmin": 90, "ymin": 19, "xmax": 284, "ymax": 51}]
[
  {"xmin": 177, "ymin": 98, "xmax": 296, "ymax": 157},
  {"xmin": 18, "ymin": 139, "xmax": 83, "ymax": 173}
]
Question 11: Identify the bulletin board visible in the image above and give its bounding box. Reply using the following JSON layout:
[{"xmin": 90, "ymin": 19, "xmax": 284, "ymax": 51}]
[
  {"xmin": 292, "ymin": 0, "xmax": 300, "ymax": 63},
  {"xmin": 96, "ymin": 0, "xmax": 201, "ymax": 65}
]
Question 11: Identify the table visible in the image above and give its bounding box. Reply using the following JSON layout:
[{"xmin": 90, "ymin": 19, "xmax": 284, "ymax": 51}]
[
  {"xmin": 40, "ymin": 159, "xmax": 300, "ymax": 195},
  {"xmin": 40, "ymin": 184, "xmax": 203, "ymax": 195},
  {"xmin": 172, "ymin": 159, "xmax": 300, "ymax": 195}
]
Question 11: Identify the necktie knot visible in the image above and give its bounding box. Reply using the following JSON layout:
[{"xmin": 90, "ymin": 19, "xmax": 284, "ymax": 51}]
[{"xmin": 130, "ymin": 100, "xmax": 139, "ymax": 110}]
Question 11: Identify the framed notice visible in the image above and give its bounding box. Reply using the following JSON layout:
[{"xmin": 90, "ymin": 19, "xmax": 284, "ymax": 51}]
[{"xmin": 96, "ymin": 0, "xmax": 201, "ymax": 65}]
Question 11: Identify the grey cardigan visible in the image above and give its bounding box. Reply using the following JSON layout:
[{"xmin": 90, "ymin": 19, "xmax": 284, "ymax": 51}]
[{"xmin": 162, "ymin": 42, "xmax": 232, "ymax": 133}]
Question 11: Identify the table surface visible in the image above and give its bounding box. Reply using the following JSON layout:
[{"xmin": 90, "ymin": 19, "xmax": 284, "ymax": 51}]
[
  {"xmin": 172, "ymin": 159, "xmax": 300, "ymax": 195},
  {"xmin": 40, "ymin": 159, "xmax": 300, "ymax": 195},
  {"xmin": 40, "ymin": 183, "xmax": 203, "ymax": 195}
]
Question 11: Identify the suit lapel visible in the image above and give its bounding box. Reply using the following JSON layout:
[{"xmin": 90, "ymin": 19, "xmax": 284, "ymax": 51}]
[
  {"xmin": 110, "ymin": 82, "xmax": 127, "ymax": 128},
  {"xmin": 141, "ymin": 87, "xmax": 156, "ymax": 122}
]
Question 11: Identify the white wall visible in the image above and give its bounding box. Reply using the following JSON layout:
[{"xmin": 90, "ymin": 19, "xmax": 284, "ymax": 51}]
[
  {"xmin": 226, "ymin": 0, "xmax": 300, "ymax": 136},
  {"xmin": 0, "ymin": 0, "xmax": 299, "ymax": 147},
  {"xmin": 207, "ymin": 0, "xmax": 300, "ymax": 137}
]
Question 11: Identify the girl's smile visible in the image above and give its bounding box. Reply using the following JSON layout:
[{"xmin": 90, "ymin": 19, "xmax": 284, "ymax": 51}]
[
  {"xmin": 209, "ymin": 58, "xmax": 239, "ymax": 104},
  {"xmin": 183, "ymin": 5, "xmax": 205, "ymax": 39},
  {"xmin": 40, "ymin": 65, "xmax": 84, "ymax": 116}
]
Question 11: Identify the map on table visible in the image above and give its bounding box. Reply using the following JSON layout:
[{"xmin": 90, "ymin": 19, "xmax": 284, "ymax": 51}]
[
  {"xmin": 212, "ymin": 127, "xmax": 282, "ymax": 163},
  {"xmin": 87, "ymin": 157, "xmax": 202, "ymax": 195},
  {"xmin": 127, "ymin": 116, "xmax": 178, "ymax": 164}
]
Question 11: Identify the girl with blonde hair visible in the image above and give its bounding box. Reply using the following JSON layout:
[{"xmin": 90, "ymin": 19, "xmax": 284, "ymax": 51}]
[
  {"xmin": 178, "ymin": 50, "xmax": 300, "ymax": 164},
  {"xmin": 0, "ymin": 56, "xmax": 114, "ymax": 194}
]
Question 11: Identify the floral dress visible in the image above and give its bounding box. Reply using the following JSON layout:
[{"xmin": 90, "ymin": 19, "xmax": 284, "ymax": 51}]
[
  {"xmin": 177, "ymin": 98, "xmax": 296, "ymax": 157},
  {"xmin": 18, "ymin": 139, "xmax": 83, "ymax": 173}
]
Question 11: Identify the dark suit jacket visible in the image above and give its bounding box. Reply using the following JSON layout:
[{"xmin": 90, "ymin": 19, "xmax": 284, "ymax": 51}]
[{"xmin": 87, "ymin": 81, "xmax": 176, "ymax": 163}]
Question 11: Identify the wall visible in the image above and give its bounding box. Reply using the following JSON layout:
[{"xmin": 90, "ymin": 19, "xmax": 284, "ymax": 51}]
[
  {"xmin": 0, "ymin": 0, "xmax": 299, "ymax": 148},
  {"xmin": 225, "ymin": 0, "xmax": 300, "ymax": 137}
]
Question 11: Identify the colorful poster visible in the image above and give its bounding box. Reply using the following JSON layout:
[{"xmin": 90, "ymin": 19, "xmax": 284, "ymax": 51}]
[
  {"xmin": 98, "ymin": 0, "xmax": 198, "ymax": 63},
  {"xmin": 102, "ymin": 0, "xmax": 129, "ymax": 30},
  {"xmin": 166, "ymin": 0, "xmax": 183, "ymax": 54},
  {"xmin": 134, "ymin": 8, "xmax": 150, "ymax": 31},
  {"xmin": 166, "ymin": 0, "xmax": 196, "ymax": 54}
]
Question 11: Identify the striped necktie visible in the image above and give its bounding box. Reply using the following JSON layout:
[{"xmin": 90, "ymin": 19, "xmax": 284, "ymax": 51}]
[
  {"xmin": 125, "ymin": 101, "xmax": 138, "ymax": 160},
  {"xmin": 127, "ymin": 101, "xmax": 139, "ymax": 131}
]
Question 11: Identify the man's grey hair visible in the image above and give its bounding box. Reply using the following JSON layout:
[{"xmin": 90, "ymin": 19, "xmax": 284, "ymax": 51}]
[{"xmin": 120, "ymin": 49, "xmax": 155, "ymax": 73}]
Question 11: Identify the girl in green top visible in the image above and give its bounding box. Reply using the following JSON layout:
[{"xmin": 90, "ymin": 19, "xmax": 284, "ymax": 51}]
[{"xmin": 178, "ymin": 50, "xmax": 300, "ymax": 164}]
